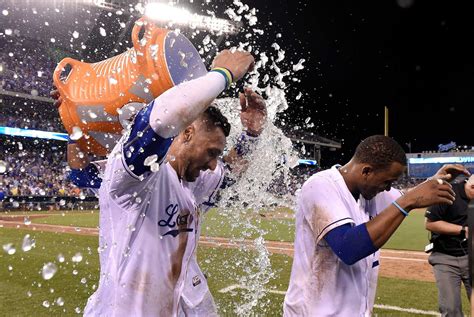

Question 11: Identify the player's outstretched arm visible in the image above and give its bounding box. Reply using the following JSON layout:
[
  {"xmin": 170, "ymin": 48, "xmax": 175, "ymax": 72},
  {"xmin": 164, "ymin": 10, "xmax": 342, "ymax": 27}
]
[
  {"xmin": 123, "ymin": 50, "xmax": 254, "ymax": 177},
  {"xmin": 149, "ymin": 50, "xmax": 254, "ymax": 139},
  {"xmin": 365, "ymin": 178, "xmax": 455, "ymax": 248},
  {"xmin": 324, "ymin": 179, "xmax": 455, "ymax": 265}
]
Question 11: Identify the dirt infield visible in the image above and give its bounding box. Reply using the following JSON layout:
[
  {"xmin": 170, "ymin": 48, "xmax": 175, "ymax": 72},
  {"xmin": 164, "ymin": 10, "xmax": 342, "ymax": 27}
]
[{"xmin": 0, "ymin": 220, "xmax": 434, "ymax": 282}]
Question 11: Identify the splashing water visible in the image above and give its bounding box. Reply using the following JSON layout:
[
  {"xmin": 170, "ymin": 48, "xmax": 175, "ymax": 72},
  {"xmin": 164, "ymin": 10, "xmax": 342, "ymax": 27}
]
[
  {"xmin": 0, "ymin": 160, "xmax": 7, "ymax": 173},
  {"xmin": 72, "ymin": 252, "xmax": 83, "ymax": 263},
  {"xmin": 22, "ymin": 234, "xmax": 36, "ymax": 252},
  {"xmin": 56, "ymin": 297, "xmax": 65, "ymax": 306},
  {"xmin": 24, "ymin": 216, "xmax": 31, "ymax": 225},
  {"xmin": 70, "ymin": 126, "xmax": 83, "ymax": 140},
  {"xmin": 3, "ymin": 243, "xmax": 16, "ymax": 255},
  {"xmin": 41, "ymin": 262, "xmax": 58, "ymax": 280},
  {"xmin": 57, "ymin": 254, "xmax": 65, "ymax": 263}
]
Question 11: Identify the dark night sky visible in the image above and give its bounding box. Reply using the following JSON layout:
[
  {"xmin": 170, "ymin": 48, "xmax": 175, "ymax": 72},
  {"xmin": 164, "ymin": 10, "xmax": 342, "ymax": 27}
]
[
  {"xmin": 3, "ymin": 0, "xmax": 472, "ymax": 162},
  {"xmin": 237, "ymin": 0, "xmax": 474, "ymax": 158}
]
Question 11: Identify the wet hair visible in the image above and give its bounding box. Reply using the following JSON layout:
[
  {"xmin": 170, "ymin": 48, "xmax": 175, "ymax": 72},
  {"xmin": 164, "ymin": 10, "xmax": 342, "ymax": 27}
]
[
  {"xmin": 353, "ymin": 135, "xmax": 407, "ymax": 170},
  {"xmin": 200, "ymin": 106, "xmax": 231, "ymax": 137}
]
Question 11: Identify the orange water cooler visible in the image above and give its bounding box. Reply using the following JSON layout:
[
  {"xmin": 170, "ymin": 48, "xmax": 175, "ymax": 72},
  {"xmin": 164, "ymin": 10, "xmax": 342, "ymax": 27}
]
[{"xmin": 53, "ymin": 18, "xmax": 207, "ymax": 156}]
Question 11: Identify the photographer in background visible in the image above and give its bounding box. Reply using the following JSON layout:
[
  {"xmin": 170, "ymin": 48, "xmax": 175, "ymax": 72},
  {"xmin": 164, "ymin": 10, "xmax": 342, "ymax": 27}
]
[{"xmin": 426, "ymin": 174, "xmax": 474, "ymax": 316}]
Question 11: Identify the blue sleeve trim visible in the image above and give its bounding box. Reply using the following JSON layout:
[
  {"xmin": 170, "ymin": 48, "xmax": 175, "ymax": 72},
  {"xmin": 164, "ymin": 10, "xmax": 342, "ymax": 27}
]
[
  {"xmin": 69, "ymin": 164, "xmax": 102, "ymax": 189},
  {"xmin": 123, "ymin": 100, "xmax": 173, "ymax": 176},
  {"xmin": 324, "ymin": 223, "xmax": 378, "ymax": 265}
]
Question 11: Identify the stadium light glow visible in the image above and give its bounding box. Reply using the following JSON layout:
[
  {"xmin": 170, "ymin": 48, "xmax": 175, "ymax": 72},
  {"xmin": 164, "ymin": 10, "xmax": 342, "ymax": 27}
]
[
  {"xmin": 145, "ymin": 3, "xmax": 238, "ymax": 34},
  {"xmin": 408, "ymin": 156, "xmax": 474, "ymax": 164},
  {"xmin": 0, "ymin": 127, "xmax": 68, "ymax": 142}
]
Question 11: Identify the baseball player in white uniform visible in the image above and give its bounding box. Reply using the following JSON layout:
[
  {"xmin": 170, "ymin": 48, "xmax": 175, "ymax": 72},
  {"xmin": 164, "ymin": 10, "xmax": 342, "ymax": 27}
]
[
  {"xmin": 284, "ymin": 135, "xmax": 468, "ymax": 316},
  {"xmin": 61, "ymin": 49, "xmax": 268, "ymax": 316}
]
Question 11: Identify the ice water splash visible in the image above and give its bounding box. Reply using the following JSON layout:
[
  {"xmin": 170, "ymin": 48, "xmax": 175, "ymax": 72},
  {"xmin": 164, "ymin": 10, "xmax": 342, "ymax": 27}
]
[
  {"xmin": 56, "ymin": 297, "xmax": 65, "ymax": 306},
  {"xmin": 22, "ymin": 234, "xmax": 36, "ymax": 252},
  {"xmin": 0, "ymin": 160, "xmax": 7, "ymax": 173},
  {"xmin": 3, "ymin": 243, "xmax": 16, "ymax": 255},
  {"xmin": 24, "ymin": 216, "xmax": 31, "ymax": 225},
  {"xmin": 72, "ymin": 252, "xmax": 83, "ymax": 263},
  {"xmin": 70, "ymin": 126, "xmax": 83, "ymax": 141},
  {"xmin": 213, "ymin": 88, "xmax": 297, "ymax": 315},
  {"xmin": 41, "ymin": 262, "xmax": 58, "ymax": 280}
]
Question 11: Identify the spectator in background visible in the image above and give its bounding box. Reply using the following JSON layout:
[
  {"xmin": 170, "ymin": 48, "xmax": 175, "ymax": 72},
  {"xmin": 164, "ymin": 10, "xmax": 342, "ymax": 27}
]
[{"xmin": 426, "ymin": 174, "xmax": 474, "ymax": 316}]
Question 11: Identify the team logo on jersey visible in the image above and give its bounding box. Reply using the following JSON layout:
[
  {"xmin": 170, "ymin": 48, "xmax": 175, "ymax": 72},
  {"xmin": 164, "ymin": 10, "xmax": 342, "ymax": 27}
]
[
  {"xmin": 192, "ymin": 275, "xmax": 201, "ymax": 287},
  {"xmin": 158, "ymin": 203, "xmax": 194, "ymax": 237}
]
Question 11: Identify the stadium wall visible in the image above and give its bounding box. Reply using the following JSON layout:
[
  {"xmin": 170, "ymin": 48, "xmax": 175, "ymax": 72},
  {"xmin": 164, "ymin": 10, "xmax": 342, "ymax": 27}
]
[{"xmin": 407, "ymin": 151, "xmax": 474, "ymax": 178}]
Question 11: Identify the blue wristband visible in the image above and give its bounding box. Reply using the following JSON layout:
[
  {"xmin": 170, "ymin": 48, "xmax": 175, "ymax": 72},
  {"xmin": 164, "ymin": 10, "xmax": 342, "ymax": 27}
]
[{"xmin": 392, "ymin": 201, "xmax": 409, "ymax": 217}]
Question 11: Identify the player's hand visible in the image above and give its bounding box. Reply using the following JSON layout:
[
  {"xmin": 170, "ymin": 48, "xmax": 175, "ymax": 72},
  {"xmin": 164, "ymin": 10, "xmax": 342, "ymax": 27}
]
[
  {"xmin": 431, "ymin": 164, "xmax": 470, "ymax": 182},
  {"xmin": 239, "ymin": 87, "xmax": 267, "ymax": 136},
  {"xmin": 211, "ymin": 50, "xmax": 255, "ymax": 82},
  {"xmin": 50, "ymin": 88, "xmax": 62, "ymax": 109},
  {"xmin": 398, "ymin": 178, "xmax": 456, "ymax": 209}
]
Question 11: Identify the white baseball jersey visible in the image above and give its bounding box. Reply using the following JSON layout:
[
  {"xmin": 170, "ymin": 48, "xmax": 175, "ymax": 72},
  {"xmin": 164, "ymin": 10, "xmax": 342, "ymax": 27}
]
[
  {"xmin": 283, "ymin": 165, "xmax": 402, "ymax": 317},
  {"xmin": 84, "ymin": 142, "xmax": 224, "ymax": 317}
]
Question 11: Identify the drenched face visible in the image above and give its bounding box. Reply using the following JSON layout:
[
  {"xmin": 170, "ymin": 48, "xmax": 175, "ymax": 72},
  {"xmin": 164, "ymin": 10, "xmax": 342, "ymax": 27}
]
[
  {"xmin": 359, "ymin": 162, "xmax": 406, "ymax": 200},
  {"xmin": 181, "ymin": 122, "xmax": 226, "ymax": 182}
]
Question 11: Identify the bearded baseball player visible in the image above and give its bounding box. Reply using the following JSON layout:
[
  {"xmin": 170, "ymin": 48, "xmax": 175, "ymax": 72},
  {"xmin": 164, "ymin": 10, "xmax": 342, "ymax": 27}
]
[
  {"xmin": 283, "ymin": 135, "xmax": 469, "ymax": 316},
  {"xmin": 57, "ymin": 49, "xmax": 270, "ymax": 316}
]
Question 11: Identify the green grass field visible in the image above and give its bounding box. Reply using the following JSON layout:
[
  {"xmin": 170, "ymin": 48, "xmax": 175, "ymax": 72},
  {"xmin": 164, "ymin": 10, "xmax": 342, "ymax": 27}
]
[
  {"xmin": 1, "ymin": 209, "xmax": 471, "ymax": 316},
  {"xmin": 22, "ymin": 208, "xmax": 428, "ymax": 251}
]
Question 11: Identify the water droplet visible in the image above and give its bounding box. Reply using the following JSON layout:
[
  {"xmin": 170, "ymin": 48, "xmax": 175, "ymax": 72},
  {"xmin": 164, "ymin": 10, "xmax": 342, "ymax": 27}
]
[
  {"xmin": 56, "ymin": 297, "xmax": 64, "ymax": 306},
  {"xmin": 72, "ymin": 31, "xmax": 79, "ymax": 39},
  {"xmin": 150, "ymin": 44, "xmax": 159, "ymax": 59},
  {"xmin": 22, "ymin": 234, "xmax": 35, "ymax": 252},
  {"xmin": 59, "ymin": 199, "xmax": 66, "ymax": 206},
  {"xmin": 57, "ymin": 254, "xmax": 65, "ymax": 263},
  {"xmin": 72, "ymin": 269, "xmax": 78, "ymax": 275},
  {"xmin": 292, "ymin": 58, "xmax": 306, "ymax": 72},
  {"xmin": 3, "ymin": 243, "xmax": 16, "ymax": 255},
  {"xmin": 135, "ymin": 197, "xmax": 142, "ymax": 204},
  {"xmin": 8, "ymin": 265, "xmax": 13, "ymax": 271},
  {"xmin": 50, "ymin": 38, "xmax": 55, "ymax": 43},
  {"xmin": 170, "ymin": 38, "xmax": 176, "ymax": 48},
  {"xmin": 81, "ymin": 277, "xmax": 87, "ymax": 284},
  {"xmin": 203, "ymin": 35, "xmax": 210, "ymax": 45},
  {"xmin": 12, "ymin": 201, "xmax": 19, "ymax": 208},
  {"xmin": 178, "ymin": 50, "xmax": 188, "ymax": 68},
  {"xmin": 2, "ymin": 10, "xmax": 8, "ymax": 16},
  {"xmin": 0, "ymin": 160, "xmax": 7, "ymax": 173},
  {"xmin": 99, "ymin": 27, "xmax": 106, "ymax": 37},
  {"xmin": 24, "ymin": 217, "xmax": 31, "ymax": 225},
  {"xmin": 72, "ymin": 253, "xmax": 83, "ymax": 263},
  {"xmin": 169, "ymin": 155, "xmax": 176, "ymax": 162},
  {"xmin": 70, "ymin": 126, "xmax": 83, "ymax": 140},
  {"xmin": 109, "ymin": 77, "xmax": 118, "ymax": 85},
  {"xmin": 27, "ymin": 291, "xmax": 32, "ymax": 297},
  {"xmin": 150, "ymin": 162, "xmax": 160, "ymax": 173},
  {"xmin": 42, "ymin": 262, "xmax": 57, "ymax": 280},
  {"xmin": 144, "ymin": 154, "xmax": 158, "ymax": 166},
  {"xmin": 42, "ymin": 300, "xmax": 50, "ymax": 308},
  {"xmin": 88, "ymin": 111, "xmax": 98, "ymax": 119}
]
